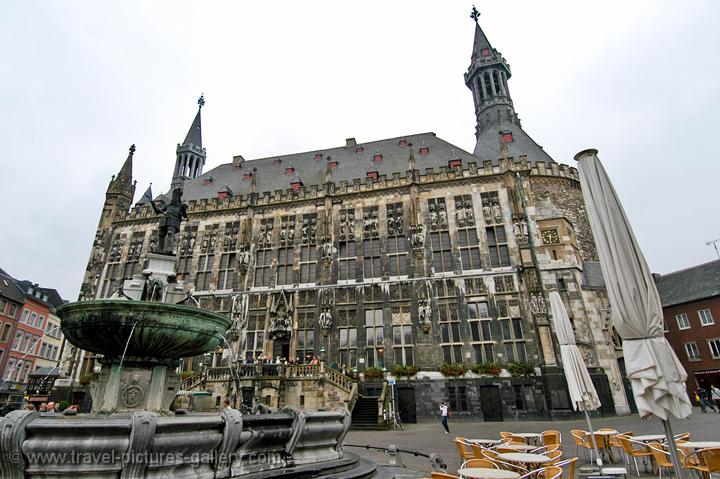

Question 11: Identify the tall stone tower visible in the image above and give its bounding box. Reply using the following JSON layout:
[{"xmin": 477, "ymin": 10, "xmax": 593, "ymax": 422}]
[
  {"xmin": 171, "ymin": 95, "xmax": 206, "ymax": 191},
  {"xmin": 99, "ymin": 145, "xmax": 136, "ymax": 231},
  {"xmin": 464, "ymin": 10, "xmax": 553, "ymax": 164}
]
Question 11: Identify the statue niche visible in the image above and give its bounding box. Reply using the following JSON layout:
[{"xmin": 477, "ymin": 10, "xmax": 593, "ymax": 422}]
[{"xmin": 269, "ymin": 290, "xmax": 293, "ymax": 340}]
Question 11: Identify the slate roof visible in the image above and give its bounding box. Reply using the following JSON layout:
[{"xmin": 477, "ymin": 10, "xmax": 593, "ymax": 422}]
[
  {"xmin": 179, "ymin": 131, "xmax": 554, "ymax": 202},
  {"xmin": 654, "ymin": 259, "xmax": 720, "ymax": 308},
  {"xmin": 0, "ymin": 268, "xmax": 25, "ymax": 304},
  {"xmin": 183, "ymin": 109, "xmax": 202, "ymax": 147},
  {"xmin": 474, "ymin": 121, "xmax": 555, "ymax": 165}
]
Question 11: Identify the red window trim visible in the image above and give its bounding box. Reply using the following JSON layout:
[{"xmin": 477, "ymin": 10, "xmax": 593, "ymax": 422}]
[
  {"xmin": 419, "ymin": 147, "xmax": 429, "ymax": 156},
  {"xmin": 367, "ymin": 171, "xmax": 379, "ymax": 180}
]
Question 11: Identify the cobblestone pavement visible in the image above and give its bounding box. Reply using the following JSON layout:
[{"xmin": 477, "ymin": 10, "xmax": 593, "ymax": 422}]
[{"xmin": 345, "ymin": 407, "xmax": 720, "ymax": 477}]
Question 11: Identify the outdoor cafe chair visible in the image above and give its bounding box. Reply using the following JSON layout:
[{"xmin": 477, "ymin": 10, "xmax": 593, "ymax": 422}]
[
  {"xmin": 685, "ymin": 447, "xmax": 720, "ymax": 478},
  {"xmin": 540, "ymin": 430, "xmax": 561, "ymax": 448},
  {"xmin": 646, "ymin": 442, "xmax": 675, "ymax": 479},
  {"xmin": 570, "ymin": 430, "xmax": 594, "ymax": 460},
  {"xmin": 554, "ymin": 457, "xmax": 578, "ymax": 479},
  {"xmin": 542, "ymin": 450, "xmax": 563, "ymax": 465},
  {"xmin": 616, "ymin": 434, "xmax": 653, "ymax": 477},
  {"xmin": 455, "ymin": 437, "xmax": 475, "ymax": 460},
  {"xmin": 431, "ymin": 472, "xmax": 459, "ymax": 479},
  {"xmin": 516, "ymin": 466, "xmax": 563, "ymax": 479},
  {"xmin": 605, "ymin": 430, "xmax": 633, "ymax": 464},
  {"xmin": 530, "ymin": 444, "xmax": 560, "ymax": 454},
  {"xmin": 460, "ymin": 458, "xmax": 499, "ymax": 470}
]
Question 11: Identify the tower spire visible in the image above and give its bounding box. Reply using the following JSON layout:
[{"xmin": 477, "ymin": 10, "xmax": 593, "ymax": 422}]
[
  {"xmin": 463, "ymin": 11, "xmax": 555, "ymax": 164},
  {"xmin": 171, "ymin": 96, "xmax": 207, "ymax": 190}
]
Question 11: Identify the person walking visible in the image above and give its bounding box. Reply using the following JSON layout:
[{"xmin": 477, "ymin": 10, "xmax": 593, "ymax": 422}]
[
  {"xmin": 439, "ymin": 401, "xmax": 450, "ymax": 433},
  {"xmin": 711, "ymin": 384, "xmax": 720, "ymax": 410},
  {"xmin": 696, "ymin": 387, "xmax": 716, "ymax": 413}
]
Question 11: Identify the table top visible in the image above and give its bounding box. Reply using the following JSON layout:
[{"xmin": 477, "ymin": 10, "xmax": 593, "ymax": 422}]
[
  {"xmin": 458, "ymin": 468, "xmax": 520, "ymax": 479},
  {"xmin": 633, "ymin": 434, "xmax": 666, "ymax": 442},
  {"xmin": 495, "ymin": 444, "xmax": 535, "ymax": 451},
  {"xmin": 678, "ymin": 441, "xmax": 720, "ymax": 449},
  {"xmin": 470, "ymin": 438, "xmax": 503, "ymax": 445},
  {"xmin": 593, "ymin": 429, "xmax": 619, "ymax": 435},
  {"xmin": 513, "ymin": 432, "xmax": 541, "ymax": 438},
  {"xmin": 496, "ymin": 452, "xmax": 551, "ymax": 464}
]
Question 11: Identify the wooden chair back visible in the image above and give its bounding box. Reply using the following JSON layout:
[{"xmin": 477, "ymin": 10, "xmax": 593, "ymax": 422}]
[{"xmin": 460, "ymin": 458, "xmax": 499, "ymax": 469}]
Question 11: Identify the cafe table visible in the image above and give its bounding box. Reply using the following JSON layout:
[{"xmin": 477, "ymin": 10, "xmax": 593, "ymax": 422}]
[
  {"xmin": 496, "ymin": 452, "xmax": 551, "ymax": 470},
  {"xmin": 458, "ymin": 467, "xmax": 520, "ymax": 479},
  {"xmin": 677, "ymin": 441, "xmax": 720, "ymax": 449},
  {"xmin": 513, "ymin": 432, "xmax": 542, "ymax": 445},
  {"xmin": 494, "ymin": 444, "xmax": 535, "ymax": 452},
  {"xmin": 632, "ymin": 434, "xmax": 666, "ymax": 442},
  {"xmin": 470, "ymin": 438, "xmax": 504, "ymax": 446},
  {"xmin": 593, "ymin": 429, "xmax": 619, "ymax": 462}
]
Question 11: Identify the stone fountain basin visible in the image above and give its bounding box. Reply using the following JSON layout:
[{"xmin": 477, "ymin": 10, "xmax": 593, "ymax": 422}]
[{"xmin": 57, "ymin": 300, "xmax": 232, "ymax": 360}]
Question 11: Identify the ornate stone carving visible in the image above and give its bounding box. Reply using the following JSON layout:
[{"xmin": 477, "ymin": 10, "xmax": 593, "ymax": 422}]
[
  {"xmin": 318, "ymin": 288, "xmax": 334, "ymax": 335},
  {"xmin": 108, "ymin": 235, "xmax": 124, "ymax": 262},
  {"xmin": 339, "ymin": 209, "xmax": 355, "ymax": 240},
  {"xmin": 481, "ymin": 191, "xmax": 503, "ymax": 225},
  {"xmin": 223, "ymin": 222, "xmax": 239, "ymax": 252},
  {"xmin": 279, "ymin": 216, "xmax": 295, "ymax": 246},
  {"xmin": 258, "ymin": 220, "xmax": 273, "ymax": 248},
  {"xmin": 530, "ymin": 293, "xmax": 547, "ymax": 315},
  {"xmin": 269, "ymin": 290, "xmax": 293, "ymax": 339},
  {"xmin": 124, "ymin": 411, "xmax": 157, "ymax": 478},
  {"xmin": 178, "ymin": 226, "xmax": 197, "ymax": 256},
  {"xmin": 126, "ymin": 233, "xmax": 144, "ymax": 262},
  {"xmin": 318, "ymin": 237, "xmax": 336, "ymax": 265},
  {"xmin": 428, "ymin": 198, "xmax": 448, "ymax": 230},
  {"xmin": 418, "ymin": 299, "xmax": 432, "ymax": 333},
  {"xmin": 200, "ymin": 224, "xmax": 219, "ymax": 254},
  {"xmin": 301, "ymin": 214, "xmax": 317, "ymax": 245},
  {"xmin": 237, "ymin": 244, "xmax": 251, "ymax": 273},
  {"xmin": 454, "ymin": 195, "xmax": 475, "ymax": 227},
  {"xmin": 512, "ymin": 214, "xmax": 529, "ymax": 242},
  {"xmin": 121, "ymin": 375, "xmax": 146, "ymax": 409},
  {"xmin": 387, "ymin": 203, "xmax": 404, "ymax": 236},
  {"xmin": 409, "ymin": 224, "xmax": 424, "ymax": 257},
  {"xmin": 362, "ymin": 207, "xmax": 379, "ymax": 238}
]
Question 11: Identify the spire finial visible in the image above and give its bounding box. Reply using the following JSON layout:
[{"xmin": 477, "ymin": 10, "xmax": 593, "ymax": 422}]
[
  {"xmin": 129, "ymin": 144, "xmax": 136, "ymax": 154},
  {"xmin": 198, "ymin": 93, "xmax": 205, "ymax": 109},
  {"xmin": 470, "ymin": 5, "xmax": 480, "ymax": 23}
]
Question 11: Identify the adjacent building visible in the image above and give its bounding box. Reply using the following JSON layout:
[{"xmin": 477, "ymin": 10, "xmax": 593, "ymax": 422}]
[
  {"xmin": 656, "ymin": 259, "xmax": 720, "ymax": 397},
  {"xmin": 76, "ymin": 13, "xmax": 631, "ymax": 420},
  {"xmin": 0, "ymin": 269, "xmax": 66, "ymax": 409}
]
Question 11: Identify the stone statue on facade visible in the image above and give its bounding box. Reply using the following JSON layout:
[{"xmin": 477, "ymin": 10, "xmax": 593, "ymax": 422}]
[
  {"xmin": 409, "ymin": 224, "xmax": 425, "ymax": 257},
  {"xmin": 418, "ymin": 299, "xmax": 432, "ymax": 333},
  {"xmin": 269, "ymin": 290, "xmax": 293, "ymax": 340},
  {"xmin": 151, "ymin": 188, "xmax": 188, "ymax": 254},
  {"xmin": 319, "ymin": 307, "xmax": 333, "ymax": 336},
  {"xmin": 318, "ymin": 237, "xmax": 336, "ymax": 265}
]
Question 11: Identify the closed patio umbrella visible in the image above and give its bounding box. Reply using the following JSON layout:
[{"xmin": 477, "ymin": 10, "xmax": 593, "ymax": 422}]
[
  {"xmin": 549, "ymin": 290, "xmax": 603, "ymax": 466},
  {"xmin": 575, "ymin": 148, "xmax": 693, "ymax": 477}
]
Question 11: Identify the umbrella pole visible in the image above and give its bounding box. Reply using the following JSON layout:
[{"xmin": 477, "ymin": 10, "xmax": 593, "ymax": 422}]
[
  {"xmin": 662, "ymin": 418, "xmax": 685, "ymax": 479},
  {"xmin": 583, "ymin": 409, "xmax": 603, "ymax": 467}
]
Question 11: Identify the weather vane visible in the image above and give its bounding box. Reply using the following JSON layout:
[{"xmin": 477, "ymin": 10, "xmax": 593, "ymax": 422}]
[
  {"xmin": 129, "ymin": 144, "xmax": 136, "ymax": 154},
  {"xmin": 198, "ymin": 93, "xmax": 205, "ymax": 109},
  {"xmin": 470, "ymin": 5, "xmax": 480, "ymax": 23}
]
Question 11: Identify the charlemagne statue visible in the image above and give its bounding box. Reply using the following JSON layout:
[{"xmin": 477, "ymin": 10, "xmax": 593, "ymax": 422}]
[{"xmin": 151, "ymin": 188, "xmax": 188, "ymax": 254}]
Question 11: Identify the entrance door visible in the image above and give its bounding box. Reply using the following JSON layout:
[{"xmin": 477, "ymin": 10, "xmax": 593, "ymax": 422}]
[
  {"xmin": 273, "ymin": 339, "xmax": 290, "ymax": 360},
  {"xmin": 396, "ymin": 387, "xmax": 417, "ymax": 424},
  {"xmin": 479, "ymin": 385, "xmax": 503, "ymax": 421},
  {"xmin": 241, "ymin": 387, "xmax": 254, "ymax": 408}
]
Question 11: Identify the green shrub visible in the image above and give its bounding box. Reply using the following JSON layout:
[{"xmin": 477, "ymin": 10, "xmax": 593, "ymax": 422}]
[
  {"xmin": 391, "ymin": 364, "xmax": 418, "ymax": 377},
  {"xmin": 472, "ymin": 362, "xmax": 502, "ymax": 376},
  {"xmin": 440, "ymin": 362, "xmax": 468, "ymax": 377},
  {"xmin": 58, "ymin": 400, "xmax": 70, "ymax": 411},
  {"xmin": 507, "ymin": 361, "xmax": 535, "ymax": 377},
  {"xmin": 180, "ymin": 370, "xmax": 197, "ymax": 381},
  {"xmin": 363, "ymin": 366, "xmax": 385, "ymax": 381}
]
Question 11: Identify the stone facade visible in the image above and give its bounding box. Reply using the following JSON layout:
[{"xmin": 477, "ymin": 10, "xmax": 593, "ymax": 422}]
[{"xmin": 73, "ymin": 15, "xmax": 631, "ymax": 418}]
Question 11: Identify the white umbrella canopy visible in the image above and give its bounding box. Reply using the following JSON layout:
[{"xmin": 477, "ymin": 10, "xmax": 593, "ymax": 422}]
[
  {"xmin": 548, "ymin": 291, "xmax": 602, "ymax": 412},
  {"xmin": 575, "ymin": 149, "xmax": 693, "ymax": 421}
]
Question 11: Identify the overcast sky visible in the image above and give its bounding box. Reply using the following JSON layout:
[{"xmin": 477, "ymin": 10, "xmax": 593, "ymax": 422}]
[{"xmin": 1, "ymin": 1, "xmax": 718, "ymax": 301}]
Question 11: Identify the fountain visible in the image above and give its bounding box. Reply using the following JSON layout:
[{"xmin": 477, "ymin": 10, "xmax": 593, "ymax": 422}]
[{"xmin": 0, "ymin": 191, "xmax": 387, "ymax": 479}]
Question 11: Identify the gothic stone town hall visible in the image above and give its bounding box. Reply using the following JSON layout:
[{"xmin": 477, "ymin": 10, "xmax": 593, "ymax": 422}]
[{"xmin": 75, "ymin": 15, "xmax": 633, "ymax": 421}]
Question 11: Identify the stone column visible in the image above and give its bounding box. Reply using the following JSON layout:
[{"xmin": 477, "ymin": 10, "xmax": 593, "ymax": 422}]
[
  {"xmin": 146, "ymin": 364, "xmax": 167, "ymax": 411},
  {"xmin": 480, "ymin": 74, "xmax": 488, "ymax": 100},
  {"xmin": 489, "ymin": 69, "xmax": 498, "ymax": 96},
  {"xmin": 99, "ymin": 362, "xmax": 122, "ymax": 412},
  {"xmin": 498, "ymin": 71, "xmax": 508, "ymax": 96}
]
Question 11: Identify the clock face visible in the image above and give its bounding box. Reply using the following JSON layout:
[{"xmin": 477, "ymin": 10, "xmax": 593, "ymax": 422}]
[{"xmin": 541, "ymin": 228, "xmax": 560, "ymax": 245}]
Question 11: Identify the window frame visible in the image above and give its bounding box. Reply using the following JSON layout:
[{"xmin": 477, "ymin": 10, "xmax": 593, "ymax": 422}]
[
  {"xmin": 675, "ymin": 313, "xmax": 690, "ymax": 330},
  {"xmin": 699, "ymin": 309, "xmax": 715, "ymax": 326},
  {"xmin": 684, "ymin": 341, "xmax": 701, "ymax": 362}
]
